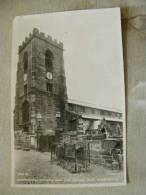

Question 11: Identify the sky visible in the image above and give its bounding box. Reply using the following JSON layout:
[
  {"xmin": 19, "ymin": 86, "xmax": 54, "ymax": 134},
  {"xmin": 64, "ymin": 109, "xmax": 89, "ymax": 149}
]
[{"xmin": 11, "ymin": 8, "xmax": 125, "ymax": 112}]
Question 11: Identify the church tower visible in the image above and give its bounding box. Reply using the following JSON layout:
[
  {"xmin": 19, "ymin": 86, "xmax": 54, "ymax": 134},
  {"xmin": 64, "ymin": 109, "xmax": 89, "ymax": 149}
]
[{"xmin": 14, "ymin": 28, "xmax": 67, "ymax": 149}]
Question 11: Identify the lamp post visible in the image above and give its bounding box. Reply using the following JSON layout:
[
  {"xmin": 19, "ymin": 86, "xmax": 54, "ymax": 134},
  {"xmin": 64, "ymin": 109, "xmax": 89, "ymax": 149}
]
[
  {"xmin": 55, "ymin": 111, "xmax": 61, "ymax": 143},
  {"xmin": 36, "ymin": 112, "xmax": 42, "ymax": 150},
  {"xmin": 56, "ymin": 111, "xmax": 61, "ymax": 127}
]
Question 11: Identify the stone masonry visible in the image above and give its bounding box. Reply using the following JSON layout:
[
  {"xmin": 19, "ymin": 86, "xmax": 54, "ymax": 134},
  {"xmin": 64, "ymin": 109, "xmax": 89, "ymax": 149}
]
[{"xmin": 14, "ymin": 28, "xmax": 68, "ymax": 147}]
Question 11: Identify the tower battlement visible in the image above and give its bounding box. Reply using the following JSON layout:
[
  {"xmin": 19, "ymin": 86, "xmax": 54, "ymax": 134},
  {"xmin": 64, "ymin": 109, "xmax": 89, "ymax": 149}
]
[{"xmin": 18, "ymin": 28, "xmax": 63, "ymax": 53}]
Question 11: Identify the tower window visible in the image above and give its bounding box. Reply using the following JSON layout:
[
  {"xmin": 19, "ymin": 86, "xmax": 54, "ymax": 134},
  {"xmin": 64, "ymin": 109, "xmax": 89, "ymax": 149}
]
[
  {"xmin": 23, "ymin": 52, "xmax": 28, "ymax": 73},
  {"xmin": 45, "ymin": 49, "xmax": 53, "ymax": 72},
  {"xmin": 22, "ymin": 100, "xmax": 29, "ymax": 123},
  {"xmin": 24, "ymin": 84, "xmax": 27, "ymax": 95},
  {"xmin": 46, "ymin": 83, "xmax": 53, "ymax": 93},
  {"xmin": 32, "ymin": 57, "xmax": 36, "ymax": 71},
  {"xmin": 32, "ymin": 72, "xmax": 36, "ymax": 80}
]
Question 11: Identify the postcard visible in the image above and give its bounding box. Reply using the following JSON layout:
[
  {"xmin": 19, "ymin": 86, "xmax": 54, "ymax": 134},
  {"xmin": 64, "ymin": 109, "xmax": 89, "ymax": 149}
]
[{"xmin": 11, "ymin": 7, "xmax": 126, "ymax": 187}]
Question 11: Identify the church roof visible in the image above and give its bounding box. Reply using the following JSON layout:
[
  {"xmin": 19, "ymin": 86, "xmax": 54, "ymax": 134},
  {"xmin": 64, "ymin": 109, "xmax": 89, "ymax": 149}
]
[{"xmin": 68, "ymin": 99, "xmax": 122, "ymax": 113}]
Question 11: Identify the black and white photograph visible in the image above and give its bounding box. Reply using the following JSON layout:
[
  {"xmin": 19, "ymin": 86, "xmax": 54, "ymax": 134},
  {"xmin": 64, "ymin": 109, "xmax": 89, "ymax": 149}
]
[{"xmin": 11, "ymin": 8, "xmax": 126, "ymax": 187}]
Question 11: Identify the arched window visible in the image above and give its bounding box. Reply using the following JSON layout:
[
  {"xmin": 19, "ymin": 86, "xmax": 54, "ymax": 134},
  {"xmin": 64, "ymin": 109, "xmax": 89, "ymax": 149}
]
[
  {"xmin": 45, "ymin": 49, "xmax": 53, "ymax": 72},
  {"xmin": 22, "ymin": 100, "xmax": 29, "ymax": 123},
  {"xmin": 23, "ymin": 52, "xmax": 28, "ymax": 73}
]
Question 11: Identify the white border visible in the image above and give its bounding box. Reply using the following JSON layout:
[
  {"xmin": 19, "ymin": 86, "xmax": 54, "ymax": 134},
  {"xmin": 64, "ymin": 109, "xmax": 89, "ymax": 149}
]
[{"xmin": 11, "ymin": 7, "xmax": 127, "ymax": 188}]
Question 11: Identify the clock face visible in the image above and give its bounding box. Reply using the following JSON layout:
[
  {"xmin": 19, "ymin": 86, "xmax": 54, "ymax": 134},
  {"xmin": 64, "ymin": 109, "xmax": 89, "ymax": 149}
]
[{"xmin": 46, "ymin": 72, "xmax": 53, "ymax": 80}]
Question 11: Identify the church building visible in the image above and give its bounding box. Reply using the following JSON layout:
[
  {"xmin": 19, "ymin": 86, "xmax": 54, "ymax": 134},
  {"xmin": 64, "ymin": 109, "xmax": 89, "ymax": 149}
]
[{"xmin": 14, "ymin": 28, "xmax": 123, "ymax": 150}]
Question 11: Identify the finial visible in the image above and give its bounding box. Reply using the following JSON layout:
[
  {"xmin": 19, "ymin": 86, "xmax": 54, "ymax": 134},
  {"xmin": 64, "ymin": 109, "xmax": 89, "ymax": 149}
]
[{"xmin": 33, "ymin": 28, "xmax": 39, "ymax": 35}]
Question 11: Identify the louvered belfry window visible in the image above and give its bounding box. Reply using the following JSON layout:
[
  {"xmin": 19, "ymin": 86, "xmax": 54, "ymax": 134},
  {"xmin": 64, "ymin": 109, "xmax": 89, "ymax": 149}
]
[
  {"xmin": 45, "ymin": 49, "xmax": 53, "ymax": 72},
  {"xmin": 23, "ymin": 52, "xmax": 28, "ymax": 73}
]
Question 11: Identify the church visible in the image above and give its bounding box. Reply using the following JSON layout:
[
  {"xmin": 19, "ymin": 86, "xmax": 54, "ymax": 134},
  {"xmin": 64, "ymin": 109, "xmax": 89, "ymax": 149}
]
[{"xmin": 14, "ymin": 28, "xmax": 123, "ymax": 150}]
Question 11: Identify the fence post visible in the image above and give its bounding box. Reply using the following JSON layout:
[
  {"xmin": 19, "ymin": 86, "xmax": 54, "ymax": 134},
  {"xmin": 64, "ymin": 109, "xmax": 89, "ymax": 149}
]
[
  {"xmin": 88, "ymin": 142, "xmax": 90, "ymax": 165},
  {"xmin": 74, "ymin": 144, "xmax": 77, "ymax": 172}
]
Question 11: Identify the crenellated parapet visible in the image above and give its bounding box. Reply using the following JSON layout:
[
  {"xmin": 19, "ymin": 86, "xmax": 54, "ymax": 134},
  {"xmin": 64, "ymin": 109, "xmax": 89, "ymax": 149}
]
[{"xmin": 18, "ymin": 28, "xmax": 63, "ymax": 53}]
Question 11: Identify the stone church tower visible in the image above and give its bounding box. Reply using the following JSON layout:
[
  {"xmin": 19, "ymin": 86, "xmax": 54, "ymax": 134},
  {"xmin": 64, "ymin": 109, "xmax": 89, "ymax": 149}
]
[{"xmin": 14, "ymin": 28, "xmax": 67, "ymax": 149}]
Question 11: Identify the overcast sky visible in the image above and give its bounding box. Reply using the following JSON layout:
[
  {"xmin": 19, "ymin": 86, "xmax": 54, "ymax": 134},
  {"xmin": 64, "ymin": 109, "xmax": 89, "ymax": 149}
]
[{"xmin": 11, "ymin": 8, "xmax": 125, "ymax": 112}]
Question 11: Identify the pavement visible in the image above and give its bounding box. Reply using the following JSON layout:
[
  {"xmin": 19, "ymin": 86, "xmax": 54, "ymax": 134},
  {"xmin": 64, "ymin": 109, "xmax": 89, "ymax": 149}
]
[{"xmin": 15, "ymin": 150, "xmax": 124, "ymax": 184}]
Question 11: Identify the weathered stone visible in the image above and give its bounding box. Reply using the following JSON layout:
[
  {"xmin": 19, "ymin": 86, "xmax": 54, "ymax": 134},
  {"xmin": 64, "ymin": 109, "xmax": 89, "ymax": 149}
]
[{"xmin": 14, "ymin": 29, "xmax": 67, "ymax": 139}]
